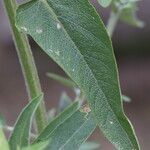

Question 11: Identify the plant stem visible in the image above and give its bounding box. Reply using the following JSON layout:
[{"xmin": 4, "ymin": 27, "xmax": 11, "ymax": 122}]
[
  {"xmin": 107, "ymin": 10, "xmax": 121, "ymax": 37},
  {"xmin": 3, "ymin": 0, "xmax": 47, "ymax": 133}
]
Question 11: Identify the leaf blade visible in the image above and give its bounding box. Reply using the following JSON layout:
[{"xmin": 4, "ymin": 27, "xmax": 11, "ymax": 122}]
[
  {"xmin": 16, "ymin": 0, "xmax": 140, "ymax": 149},
  {"xmin": 35, "ymin": 101, "xmax": 80, "ymax": 142},
  {"xmin": 9, "ymin": 94, "xmax": 43, "ymax": 150},
  {"xmin": 0, "ymin": 129, "xmax": 10, "ymax": 150},
  {"xmin": 21, "ymin": 141, "xmax": 49, "ymax": 150},
  {"xmin": 35, "ymin": 102, "xmax": 96, "ymax": 150},
  {"xmin": 113, "ymin": 0, "xmax": 144, "ymax": 28},
  {"xmin": 97, "ymin": 0, "xmax": 112, "ymax": 7},
  {"xmin": 46, "ymin": 72, "xmax": 77, "ymax": 88},
  {"xmin": 120, "ymin": 4, "xmax": 144, "ymax": 28}
]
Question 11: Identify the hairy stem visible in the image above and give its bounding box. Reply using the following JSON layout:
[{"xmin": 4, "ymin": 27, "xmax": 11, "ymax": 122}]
[
  {"xmin": 107, "ymin": 10, "xmax": 121, "ymax": 37},
  {"xmin": 3, "ymin": 0, "xmax": 47, "ymax": 133}
]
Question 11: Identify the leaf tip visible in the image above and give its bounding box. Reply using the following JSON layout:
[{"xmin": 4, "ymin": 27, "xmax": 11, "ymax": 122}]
[{"xmin": 98, "ymin": 0, "xmax": 112, "ymax": 7}]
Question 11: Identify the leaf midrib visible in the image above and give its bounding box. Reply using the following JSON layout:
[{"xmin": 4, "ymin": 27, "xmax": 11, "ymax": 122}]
[
  {"xmin": 35, "ymin": 102, "xmax": 79, "ymax": 142},
  {"xmin": 58, "ymin": 115, "xmax": 95, "ymax": 150}
]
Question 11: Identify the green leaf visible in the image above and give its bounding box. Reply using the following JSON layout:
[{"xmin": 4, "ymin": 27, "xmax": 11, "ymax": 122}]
[
  {"xmin": 9, "ymin": 94, "xmax": 43, "ymax": 150},
  {"xmin": 35, "ymin": 101, "xmax": 80, "ymax": 142},
  {"xmin": 34, "ymin": 102, "xmax": 96, "ymax": 150},
  {"xmin": 46, "ymin": 72, "xmax": 77, "ymax": 88},
  {"xmin": 113, "ymin": 0, "xmax": 144, "ymax": 27},
  {"xmin": 16, "ymin": 0, "xmax": 140, "ymax": 149},
  {"xmin": 97, "ymin": 0, "xmax": 112, "ymax": 7},
  {"xmin": 47, "ymin": 73, "xmax": 129, "ymax": 103},
  {"xmin": 79, "ymin": 142, "xmax": 100, "ymax": 150},
  {"xmin": 120, "ymin": 3, "xmax": 144, "ymax": 28},
  {"xmin": 20, "ymin": 141, "xmax": 49, "ymax": 150},
  {"xmin": 0, "ymin": 129, "xmax": 10, "ymax": 150}
]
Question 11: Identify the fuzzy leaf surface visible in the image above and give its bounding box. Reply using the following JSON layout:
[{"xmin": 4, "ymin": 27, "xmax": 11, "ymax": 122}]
[
  {"xmin": 9, "ymin": 95, "xmax": 43, "ymax": 150},
  {"xmin": 16, "ymin": 0, "xmax": 139, "ymax": 149},
  {"xmin": 34, "ymin": 102, "xmax": 96, "ymax": 150}
]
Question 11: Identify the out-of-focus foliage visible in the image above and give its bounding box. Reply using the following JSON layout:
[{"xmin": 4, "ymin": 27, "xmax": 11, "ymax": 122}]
[{"xmin": 113, "ymin": 0, "xmax": 144, "ymax": 27}]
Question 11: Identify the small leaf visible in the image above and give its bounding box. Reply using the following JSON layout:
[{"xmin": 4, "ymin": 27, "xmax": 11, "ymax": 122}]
[
  {"xmin": 9, "ymin": 94, "xmax": 43, "ymax": 150},
  {"xmin": 120, "ymin": 4, "xmax": 144, "ymax": 28},
  {"xmin": 97, "ymin": 0, "xmax": 112, "ymax": 7},
  {"xmin": 114, "ymin": 0, "xmax": 144, "ymax": 27},
  {"xmin": 79, "ymin": 142, "xmax": 100, "ymax": 150},
  {"xmin": 16, "ymin": 0, "xmax": 140, "ymax": 149},
  {"xmin": 46, "ymin": 72, "xmax": 77, "ymax": 88},
  {"xmin": 34, "ymin": 102, "xmax": 96, "ymax": 150},
  {"xmin": 0, "ymin": 128, "xmax": 10, "ymax": 150}
]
